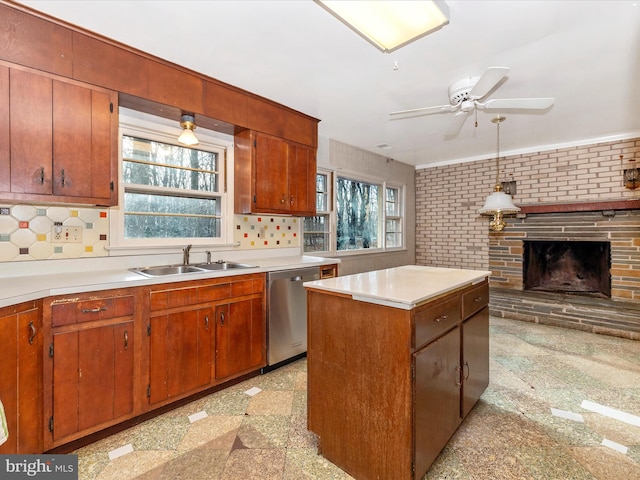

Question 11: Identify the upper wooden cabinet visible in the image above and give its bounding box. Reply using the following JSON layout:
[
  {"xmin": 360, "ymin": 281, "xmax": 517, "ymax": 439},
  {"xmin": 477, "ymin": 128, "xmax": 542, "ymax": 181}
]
[
  {"xmin": 235, "ymin": 130, "xmax": 317, "ymax": 216},
  {"xmin": 0, "ymin": 61, "xmax": 118, "ymax": 206}
]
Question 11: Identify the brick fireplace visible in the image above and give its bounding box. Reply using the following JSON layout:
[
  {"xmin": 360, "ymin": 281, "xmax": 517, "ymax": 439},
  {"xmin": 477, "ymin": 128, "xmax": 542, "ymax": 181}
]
[{"xmin": 489, "ymin": 201, "xmax": 640, "ymax": 340}]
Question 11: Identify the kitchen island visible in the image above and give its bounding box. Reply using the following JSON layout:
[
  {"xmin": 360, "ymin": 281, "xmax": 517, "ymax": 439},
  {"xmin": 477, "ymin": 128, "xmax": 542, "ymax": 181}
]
[{"xmin": 304, "ymin": 265, "xmax": 491, "ymax": 480}]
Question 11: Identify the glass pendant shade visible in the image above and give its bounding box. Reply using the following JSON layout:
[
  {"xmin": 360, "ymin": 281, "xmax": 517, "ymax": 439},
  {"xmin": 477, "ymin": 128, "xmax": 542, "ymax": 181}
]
[
  {"xmin": 178, "ymin": 127, "xmax": 198, "ymax": 146},
  {"xmin": 479, "ymin": 185, "xmax": 521, "ymax": 215},
  {"xmin": 178, "ymin": 114, "xmax": 199, "ymax": 146}
]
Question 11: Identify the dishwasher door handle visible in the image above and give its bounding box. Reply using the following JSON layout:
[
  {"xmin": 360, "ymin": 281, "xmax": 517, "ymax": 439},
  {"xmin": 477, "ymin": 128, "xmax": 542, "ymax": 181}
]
[{"xmin": 291, "ymin": 276, "xmax": 303, "ymax": 282}]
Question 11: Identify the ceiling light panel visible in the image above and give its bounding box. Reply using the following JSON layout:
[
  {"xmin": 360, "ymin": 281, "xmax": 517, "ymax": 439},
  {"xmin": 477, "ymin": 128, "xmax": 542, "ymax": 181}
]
[{"xmin": 316, "ymin": 0, "xmax": 449, "ymax": 53}]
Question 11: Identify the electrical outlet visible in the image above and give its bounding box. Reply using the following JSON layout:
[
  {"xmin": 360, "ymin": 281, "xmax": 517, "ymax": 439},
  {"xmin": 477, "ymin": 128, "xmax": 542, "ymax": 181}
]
[{"xmin": 51, "ymin": 225, "xmax": 83, "ymax": 243}]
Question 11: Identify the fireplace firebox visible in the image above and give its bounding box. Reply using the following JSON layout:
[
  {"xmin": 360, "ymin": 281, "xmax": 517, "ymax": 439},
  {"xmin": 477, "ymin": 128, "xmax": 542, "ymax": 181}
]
[{"xmin": 523, "ymin": 240, "xmax": 611, "ymax": 297}]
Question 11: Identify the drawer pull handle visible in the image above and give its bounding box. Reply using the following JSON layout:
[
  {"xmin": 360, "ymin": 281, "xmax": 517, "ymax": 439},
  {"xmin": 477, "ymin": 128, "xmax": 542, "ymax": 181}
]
[
  {"xmin": 474, "ymin": 296, "xmax": 483, "ymax": 302},
  {"xmin": 82, "ymin": 306, "xmax": 107, "ymax": 314},
  {"xmin": 28, "ymin": 321, "xmax": 36, "ymax": 344},
  {"xmin": 463, "ymin": 361, "xmax": 470, "ymax": 380},
  {"xmin": 434, "ymin": 315, "xmax": 448, "ymax": 323},
  {"xmin": 124, "ymin": 331, "xmax": 128, "ymax": 349}
]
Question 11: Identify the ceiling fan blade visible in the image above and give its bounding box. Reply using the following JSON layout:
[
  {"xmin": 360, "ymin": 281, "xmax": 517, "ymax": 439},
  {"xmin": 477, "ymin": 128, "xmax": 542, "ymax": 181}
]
[
  {"xmin": 469, "ymin": 66, "xmax": 510, "ymax": 99},
  {"xmin": 390, "ymin": 104, "xmax": 457, "ymax": 118},
  {"xmin": 444, "ymin": 111, "xmax": 469, "ymax": 137},
  {"xmin": 483, "ymin": 97, "xmax": 555, "ymax": 110}
]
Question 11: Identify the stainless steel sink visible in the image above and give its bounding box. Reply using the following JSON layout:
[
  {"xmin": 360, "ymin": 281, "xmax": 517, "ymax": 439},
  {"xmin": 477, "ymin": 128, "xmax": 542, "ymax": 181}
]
[
  {"xmin": 130, "ymin": 261, "xmax": 257, "ymax": 277},
  {"xmin": 196, "ymin": 261, "xmax": 257, "ymax": 271},
  {"xmin": 130, "ymin": 265, "xmax": 207, "ymax": 277}
]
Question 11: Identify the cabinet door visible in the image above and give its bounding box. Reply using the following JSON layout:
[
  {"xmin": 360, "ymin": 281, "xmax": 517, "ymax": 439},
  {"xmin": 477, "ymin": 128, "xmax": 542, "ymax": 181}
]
[
  {"xmin": 52, "ymin": 79, "xmax": 114, "ymax": 202},
  {"xmin": 253, "ymin": 133, "xmax": 288, "ymax": 212},
  {"xmin": 413, "ymin": 326, "xmax": 461, "ymax": 477},
  {"xmin": 288, "ymin": 143, "xmax": 316, "ymax": 215},
  {"xmin": 461, "ymin": 307, "xmax": 489, "ymax": 417},
  {"xmin": 9, "ymin": 68, "xmax": 53, "ymax": 195},
  {"xmin": 215, "ymin": 297, "xmax": 265, "ymax": 380},
  {"xmin": 148, "ymin": 308, "xmax": 213, "ymax": 404},
  {"xmin": 52, "ymin": 321, "xmax": 134, "ymax": 442},
  {"xmin": 0, "ymin": 304, "xmax": 42, "ymax": 454}
]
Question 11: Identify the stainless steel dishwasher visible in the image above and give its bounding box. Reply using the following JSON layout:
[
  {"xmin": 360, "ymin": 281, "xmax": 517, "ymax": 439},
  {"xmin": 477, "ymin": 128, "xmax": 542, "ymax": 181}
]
[{"xmin": 266, "ymin": 266, "xmax": 319, "ymax": 368}]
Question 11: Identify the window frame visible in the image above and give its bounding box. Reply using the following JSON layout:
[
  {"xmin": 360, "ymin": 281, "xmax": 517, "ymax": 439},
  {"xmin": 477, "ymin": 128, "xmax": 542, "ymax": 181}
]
[
  {"xmin": 302, "ymin": 169, "xmax": 332, "ymax": 254},
  {"xmin": 303, "ymin": 168, "xmax": 406, "ymax": 256},
  {"xmin": 110, "ymin": 110, "xmax": 235, "ymax": 249}
]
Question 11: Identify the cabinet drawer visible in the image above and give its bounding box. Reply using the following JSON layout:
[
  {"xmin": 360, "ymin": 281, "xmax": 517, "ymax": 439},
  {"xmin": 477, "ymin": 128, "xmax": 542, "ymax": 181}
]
[
  {"xmin": 51, "ymin": 295, "xmax": 134, "ymax": 327},
  {"xmin": 462, "ymin": 282, "xmax": 489, "ymax": 319},
  {"xmin": 414, "ymin": 296, "xmax": 461, "ymax": 348}
]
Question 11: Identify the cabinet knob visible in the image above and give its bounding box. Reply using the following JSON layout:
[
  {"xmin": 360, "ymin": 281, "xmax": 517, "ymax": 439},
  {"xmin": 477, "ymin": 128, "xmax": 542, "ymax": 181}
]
[{"xmin": 280, "ymin": 194, "xmax": 286, "ymax": 204}]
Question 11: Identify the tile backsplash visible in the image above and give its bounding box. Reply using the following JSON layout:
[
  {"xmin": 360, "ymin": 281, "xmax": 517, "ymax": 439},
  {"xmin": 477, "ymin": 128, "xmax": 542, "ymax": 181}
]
[
  {"xmin": 0, "ymin": 205, "xmax": 300, "ymax": 262},
  {"xmin": 0, "ymin": 204, "xmax": 110, "ymax": 262}
]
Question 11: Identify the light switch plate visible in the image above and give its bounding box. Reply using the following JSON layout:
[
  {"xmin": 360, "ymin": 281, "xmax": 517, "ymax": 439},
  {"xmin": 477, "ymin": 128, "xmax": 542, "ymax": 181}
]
[{"xmin": 51, "ymin": 225, "xmax": 83, "ymax": 243}]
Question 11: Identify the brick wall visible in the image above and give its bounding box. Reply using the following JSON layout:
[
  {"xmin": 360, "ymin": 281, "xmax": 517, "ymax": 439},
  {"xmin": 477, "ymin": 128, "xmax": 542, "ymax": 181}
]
[{"xmin": 416, "ymin": 137, "xmax": 640, "ymax": 269}]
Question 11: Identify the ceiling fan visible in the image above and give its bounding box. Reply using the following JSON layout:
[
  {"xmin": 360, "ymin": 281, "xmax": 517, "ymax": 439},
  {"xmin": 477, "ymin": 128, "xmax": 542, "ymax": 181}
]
[{"xmin": 389, "ymin": 67, "xmax": 554, "ymax": 137}]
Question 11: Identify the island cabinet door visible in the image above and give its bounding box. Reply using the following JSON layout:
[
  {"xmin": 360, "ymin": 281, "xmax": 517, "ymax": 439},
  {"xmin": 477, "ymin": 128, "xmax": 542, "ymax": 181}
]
[
  {"xmin": 413, "ymin": 325, "xmax": 462, "ymax": 478},
  {"xmin": 461, "ymin": 306, "xmax": 489, "ymax": 418}
]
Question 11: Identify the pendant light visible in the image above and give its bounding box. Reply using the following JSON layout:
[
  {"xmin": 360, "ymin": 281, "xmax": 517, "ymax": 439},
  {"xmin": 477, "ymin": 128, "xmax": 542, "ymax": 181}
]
[
  {"xmin": 178, "ymin": 114, "xmax": 199, "ymax": 146},
  {"xmin": 479, "ymin": 116, "xmax": 520, "ymax": 231}
]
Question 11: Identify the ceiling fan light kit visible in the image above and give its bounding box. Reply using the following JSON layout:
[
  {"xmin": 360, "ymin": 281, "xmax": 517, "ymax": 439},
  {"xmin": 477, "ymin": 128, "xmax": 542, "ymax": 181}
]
[
  {"xmin": 314, "ymin": 0, "xmax": 449, "ymax": 53},
  {"xmin": 479, "ymin": 116, "xmax": 520, "ymax": 232}
]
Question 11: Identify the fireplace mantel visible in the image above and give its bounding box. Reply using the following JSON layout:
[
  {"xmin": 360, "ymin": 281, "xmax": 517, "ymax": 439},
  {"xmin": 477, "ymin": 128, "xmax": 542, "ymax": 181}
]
[{"xmin": 519, "ymin": 199, "xmax": 640, "ymax": 214}]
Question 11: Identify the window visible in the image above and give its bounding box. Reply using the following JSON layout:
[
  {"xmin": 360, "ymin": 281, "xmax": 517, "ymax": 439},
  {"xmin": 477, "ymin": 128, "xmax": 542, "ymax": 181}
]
[
  {"xmin": 303, "ymin": 171, "xmax": 405, "ymax": 254},
  {"xmin": 122, "ymin": 135, "xmax": 223, "ymax": 239},
  {"xmin": 303, "ymin": 171, "xmax": 331, "ymax": 253},
  {"xmin": 385, "ymin": 186, "xmax": 403, "ymax": 248},
  {"xmin": 113, "ymin": 111, "xmax": 232, "ymax": 248},
  {"xmin": 336, "ymin": 176, "xmax": 380, "ymax": 251}
]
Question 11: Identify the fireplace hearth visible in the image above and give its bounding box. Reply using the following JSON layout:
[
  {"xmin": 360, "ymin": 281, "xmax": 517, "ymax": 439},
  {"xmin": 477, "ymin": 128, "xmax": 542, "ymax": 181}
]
[{"xmin": 523, "ymin": 240, "xmax": 611, "ymax": 297}]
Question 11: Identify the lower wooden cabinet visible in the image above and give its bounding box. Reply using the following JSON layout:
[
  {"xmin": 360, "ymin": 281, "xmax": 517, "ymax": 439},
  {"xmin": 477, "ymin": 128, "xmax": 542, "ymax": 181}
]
[
  {"xmin": 44, "ymin": 289, "xmax": 135, "ymax": 449},
  {"xmin": 215, "ymin": 297, "xmax": 265, "ymax": 380},
  {"xmin": 1, "ymin": 272, "xmax": 266, "ymax": 452},
  {"xmin": 307, "ymin": 279, "xmax": 489, "ymax": 480},
  {"xmin": 0, "ymin": 300, "xmax": 42, "ymax": 454},
  {"xmin": 148, "ymin": 307, "xmax": 213, "ymax": 405},
  {"xmin": 145, "ymin": 273, "xmax": 266, "ymax": 409}
]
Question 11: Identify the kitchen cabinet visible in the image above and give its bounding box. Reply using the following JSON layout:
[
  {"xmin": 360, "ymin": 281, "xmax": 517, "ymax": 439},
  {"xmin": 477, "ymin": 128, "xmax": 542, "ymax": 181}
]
[
  {"xmin": 306, "ymin": 275, "xmax": 489, "ymax": 480},
  {"xmin": 148, "ymin": 307, "xmax": 213, "ymax": 405},
  {"xmin": 215, "ymin": 297, "xmax": 264, "ymax": 380},
  {"xmin": 0, "ymin": 60, "xmax": 118, "ymax": 206},
  {"xmin": 234, "ymin": 130, "xmax": 317, "ymax": 216},
  {"xmin": 43, "ymin": 289, "xmax": 135, "ymax": 449},
  {"xmin": 146, "ymin": 273, "xmax": 265, "ymax": 406},
  {"xmin": 0, "ymin": 300, "xmax": 42, "ymax": 454}
]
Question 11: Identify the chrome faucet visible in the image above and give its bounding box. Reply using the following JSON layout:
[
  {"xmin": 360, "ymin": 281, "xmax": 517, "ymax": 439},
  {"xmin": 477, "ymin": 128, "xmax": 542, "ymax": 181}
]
[
  {"xmin": 206, "ymin": 250, "xmax": 212, "ymax": 264},
  {"xmin": 183, "ymin": 244, "xmax": 192, "ymax": 265}
]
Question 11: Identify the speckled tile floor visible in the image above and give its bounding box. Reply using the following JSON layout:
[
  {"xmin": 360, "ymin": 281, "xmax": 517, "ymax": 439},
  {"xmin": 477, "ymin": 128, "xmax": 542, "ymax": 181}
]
[{"xmin": 74, "ymin": 317, "xmax": 640, "ymax": 480}]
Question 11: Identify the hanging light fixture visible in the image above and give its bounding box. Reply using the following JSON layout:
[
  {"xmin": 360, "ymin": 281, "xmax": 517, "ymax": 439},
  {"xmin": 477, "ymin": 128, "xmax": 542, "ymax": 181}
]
[
  {"xmin": 479, "ymin": 116, "xmax": 520, "ymax": 231},
  {"xmin": 178, "ymin": 114, "xmax": 198, "ymax": 146}
]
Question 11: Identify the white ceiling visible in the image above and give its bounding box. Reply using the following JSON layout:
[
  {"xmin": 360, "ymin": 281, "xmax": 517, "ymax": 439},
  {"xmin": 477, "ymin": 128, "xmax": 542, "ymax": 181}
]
[{"xmin": 16, "ymin": 0, "xmax": 640, "ymax": 168}]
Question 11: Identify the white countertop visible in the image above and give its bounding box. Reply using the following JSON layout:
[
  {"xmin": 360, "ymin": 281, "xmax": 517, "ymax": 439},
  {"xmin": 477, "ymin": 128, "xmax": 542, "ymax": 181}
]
[
  {"xmin": 0, "ymin": 255, "xmax": 338, "ymax": 309},
  {"xmin": 304, "ymin": 265, "xmax": 491, "ymax": 310}
]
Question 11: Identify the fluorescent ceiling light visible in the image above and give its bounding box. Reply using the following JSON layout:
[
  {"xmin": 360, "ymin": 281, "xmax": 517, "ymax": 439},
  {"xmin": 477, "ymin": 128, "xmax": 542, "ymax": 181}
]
[{"xmin": 316, "ymin": 0, "xmax": 449, "ymax": 53}]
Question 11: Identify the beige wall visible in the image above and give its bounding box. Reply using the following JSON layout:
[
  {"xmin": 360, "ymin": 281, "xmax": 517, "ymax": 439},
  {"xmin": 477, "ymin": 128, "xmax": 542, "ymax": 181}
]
[
  {"xmin": 319, "ymin": 139, "xmax": 416, "ymax": 275},
  {"xmin": 415, "ymin": 137, "xmax": 640, "ymax": 270}
]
